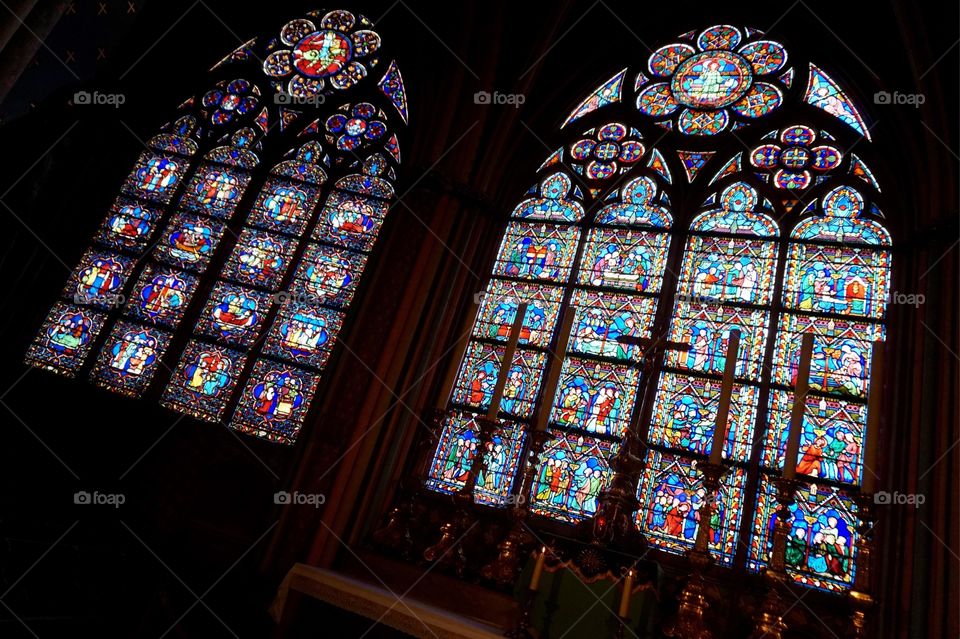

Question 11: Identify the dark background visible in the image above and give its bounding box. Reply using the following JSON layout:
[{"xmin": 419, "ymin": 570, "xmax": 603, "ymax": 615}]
[{"xmin": 0, "ymin": 0, "xmax": 956, "ymax": 637}]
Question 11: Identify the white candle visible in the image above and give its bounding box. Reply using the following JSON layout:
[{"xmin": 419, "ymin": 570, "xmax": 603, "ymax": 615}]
[{"xmin": 784, "ymin": 333, "xmax": 814, "ymax": 480}]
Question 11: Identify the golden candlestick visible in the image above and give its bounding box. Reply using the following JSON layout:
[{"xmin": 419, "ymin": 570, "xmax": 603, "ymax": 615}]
[{"xmin": 663, "ymin": 461, "xmax": 727, "ymax": 639}]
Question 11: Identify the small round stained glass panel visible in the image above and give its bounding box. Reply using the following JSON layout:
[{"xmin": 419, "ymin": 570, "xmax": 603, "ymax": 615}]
[
  {"xmin": 293, "ymin": 30, "xmax": 353, "ymax": 77},
  {"xmin": 671, "ymin": 51, "xmax": 753, "ymax": 109}
]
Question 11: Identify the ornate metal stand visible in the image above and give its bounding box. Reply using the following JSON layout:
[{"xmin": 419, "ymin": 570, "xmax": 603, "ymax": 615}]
[
  {"xmin": 422, "ymin": 415, "xmax": 497, "ymax": 573},
  {"xmin": 663, "ymin": 461, "xmax": 727, "ymax": 639},
  {"xmin": 482, "ymin": 427, "xmax": 555, "ymax": 586},
  {"xmin": 749, "ymin": 476, "xmax": 801, "ymax": 639},
  {"xmin": 614, "ymin": 615, "xmax": 630, "ymax": 639},
  {"xmin": 587, "ymin": 430, "xmax": 646, "ymax": 550},
  {"xmin": 847, "ymin": 492, "xmax": 876, "ymax": 639},
  {"xmin": 505, "ymin": 586, "xmax": 536, "ymax": 639},
  {"xmin": 372, "ymin": 409, "xmax": 443, "ymax": 558}
]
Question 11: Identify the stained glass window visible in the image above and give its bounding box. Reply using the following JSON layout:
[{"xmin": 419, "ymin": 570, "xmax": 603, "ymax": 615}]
[
  {"xmin": 27, "ymin": 9, "xmax": 408, "ymax": 445},
  {"xmin": 424, "ymin": 24, "xmax": 890, "ymax": 596},
  {"xmin": 425, "ymin": 412, "xmax": 527, "ymax": 506},
  {"xmin": 637, "ymin": 451, "xmax": 747, "ymax": 565},
  {"xmin": 748, "ymin": 474, "xmax": 859, "ymax": 592},
  {"xmin": 530, "ymin": 431, "xmax": 618, "ymax": 522}
]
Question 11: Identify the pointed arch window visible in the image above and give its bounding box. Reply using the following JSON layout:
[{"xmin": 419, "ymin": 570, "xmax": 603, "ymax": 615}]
[
  {"xmin": 26, "ymin": 9, "xmax": 409, "ymax": 444},
  {"xmin": 423, "ymin": 23, "xmax": 891, "ymax": 595}
]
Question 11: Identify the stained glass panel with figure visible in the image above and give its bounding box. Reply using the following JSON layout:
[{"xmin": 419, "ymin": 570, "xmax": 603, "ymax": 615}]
[{"xmin": 748, "ymin": 474, "xmax": 859, "ymax": 592}]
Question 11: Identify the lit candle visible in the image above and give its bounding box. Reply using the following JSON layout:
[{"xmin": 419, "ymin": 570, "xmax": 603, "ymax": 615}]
[
  {"xmin": 709, "ymin": 329, "xmax": 740, "ymax": 465},
  {"xmin": 618, "ymin": 569, "xmax": 634, "ymax": 618},
  {"xmin": 862, "ymin": 341, "xmax": 884, "ymax": 493},
  {"xmin": 529, "ymin": 546, "xmax": 546, "ymax": 591},
  {"xmin": 783, "ymin": 333, "xmax": 814, "ymax": 480}
]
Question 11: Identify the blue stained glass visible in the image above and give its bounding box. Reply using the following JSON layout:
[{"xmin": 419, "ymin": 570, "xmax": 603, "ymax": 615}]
[
  {"xmin": 578, "ymin": 227, "xmax": 671, "ymax": 293},
  {"xmin": 248, "ymin": 178, "xmax": 321, "ymax": 236},
  {"xmin": 512, "ymin": 173, "xmax": 584, "ymax": 222},
  {"xmin": 160, "ymin": 340, "xmax": 247, "ymax": 421},
  {"xmin": 450, "ymin": 341, "xmax": 545, "ymax": 419},
  {"xmin": 122, "ymin": 152, "xmax": 186, "ymax": 204},
  {"xmin": 262, "ymin": 301, "xmax": 344, "ymax": 369},
  {"xmin": 195, "ymin": 282, "xmax": 272, "ymax": 347},
  {"xmin": 748, "ymin": 473, "xmax": 859, "ymax": 592},
  {"xmin": 231, "ymin": 361, "xmax": 320, "ymax": 444},
  {"xmin": 179, "ymin": 165, "xmax": 251, "ymax": 219},
  {"xmin": 290, "ymin": 243, "xmax": 368, "ymax": 308},
  {"xmin": 378, "ymin": 60, "xmax": 409, "ymax": 123},
  {"xmin": 562, "ymin": 68, "xmax": 627, "ymax": 127},
  {"xmin": 91, "ymin": 322, "xmax": 172, "ymax": 397},
  {"xmin": 64, "ymin": 250, "xmax": 134, "ymax": 309},
  {"xmin": 664, "ymin": 301, "xmax": 770, "ymax": 380},
  {"xmin": 153, "ymin": 213, "xmax": 226, "ymax": 272},
  {"xmin": 772, "ymin": 314, "xmax": 884, "ymax": 399},
  {"xmin": 425, "ymin": 412, "xmax": 527, "ymax": 507},
  {"xmin": 124, "ymin": 265, "xmax": 199, "ymax": 328},
  {"xmin": 636, "ymin": 450, "xmax": 747, "ymax": 565},
  {"xmin": 530, "ymin": 431, "xmax": 618, "ymax": 523},
  {"xmin": 222, "ymin": 229, "xmax": 297, "ymax": 290},
  {"xmin": 690, "ymin": 183, "xmax": 779, "ymax": 237},
  {"xmin": 793, "ymin": 186, "xmax": 890, "ymax": 246},
  {"xmin": 312, "ymin": 190, "xmax": 389, "ymax": 252},
  {"xmin": 647, "ymin": 372, "xmax": 759, "ymax": 461},
  {"xmin": 762, "ymin": 390, "xmax": 868, "ymax": 485},
  {"xmin": 568, "ymin": 289, "xmax": 658, "ymax": 361},
  {"xmin": 594, "ymin": 176, "xmax": 672, "ymax": 228},
  {"xmin": 472, "ymin": 280, "xmax": 564, "ymax": 349},
  {"xmin": 492, "ymin": 222, "xmax": 581, "ymax": 283},
  {"xmin": 25, "ymin": 303, "xmax": 108, "ymax": 376},
  {"xmin": 549, "ymin": 357, "xmax": 640, "ymax": 437},
  {"xmin": 94, "ymin": 197, "xmax": 161, "ymax": 253},
  {"xmin": 803, "ymin": 64, "xmax": 870, "ymax": 140}
]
